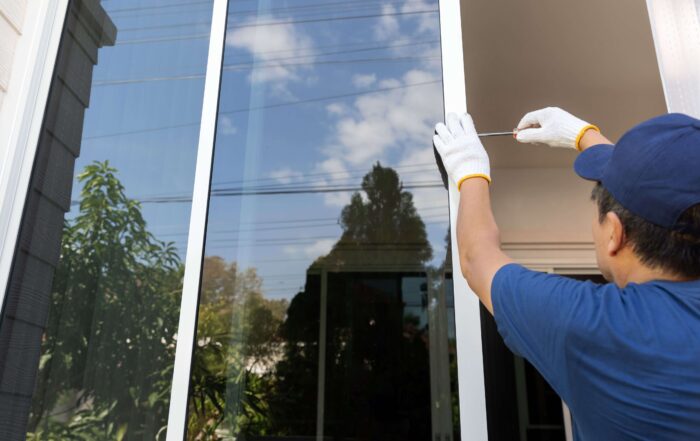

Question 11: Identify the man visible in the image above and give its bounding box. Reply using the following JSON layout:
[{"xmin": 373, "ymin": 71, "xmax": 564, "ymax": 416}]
[{"xmin": 432, "ymin": 107, "xmax": 700, "ymax": 440}]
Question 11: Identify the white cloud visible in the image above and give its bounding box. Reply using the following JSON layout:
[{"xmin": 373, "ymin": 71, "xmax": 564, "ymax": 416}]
[
  {"xmin": 326, "ymin": 103, "xmax": 347, "ymax": 115},
  {"xmin": 269, "ymin": 167, "xmax": 303, "ymax": 184},
  {"xmin": 374, "ymin": 0, "xmax": 439, "ymax": 43},
  {"xmin": 374, "ymin": 4, "xmax": 400, "ymax": 40},
  {"xmin": 314, "ymin": 157, "xmax": 354, "ymax": 207},
  {"xmin": 284, "ymin": 238, "xmax": 336, "ymax": 259},
  {"xmin": 352, "ymin": 73, "xmax": 377, "ymax": 89},
  {"xmin": 303, "ymin": 238, "xmax": 336, "ymax": 258},
  {"xmin": 323, "ymin": 69, "xmax": 442, "ymax": 166},
  {"xmin": 401, "ymin": 0, "xmax": 437, "ymax": 35},
  {"xmin": 378, "ymin": 78, "xmax": 401, "ymax": 88},
  {"xmin": 253, "ymin": 1, "xmax": 446, "ymax": 216},
  {"xmin": 218, "ymin": 115, "xmax": 238, "ymax": 135},
  {"xmin": 313, "ymin": 69, "xmax": 443, "ymax": 209},
  {"xmin": 226, "ymin": 18, "xmax": 315, "ymax": 90}
]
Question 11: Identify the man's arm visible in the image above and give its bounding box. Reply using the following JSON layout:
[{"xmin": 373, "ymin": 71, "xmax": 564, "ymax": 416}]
[
  {"xmin": 456, "ymin": 178, "xmax": 511, "ymax": 314},
  {"xmin": 453, "ymin": 122, "xmax": 610, "ymax": 313},
  {"xmin": 433, "ymin": 113, "xmax": 512, "ymax": 314},
  {"xmin": 578, "ymin": 127, "xmax": 612, "ymax": 151}
]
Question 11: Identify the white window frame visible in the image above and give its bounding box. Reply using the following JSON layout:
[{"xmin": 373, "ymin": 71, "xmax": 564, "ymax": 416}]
[
  {"xmin": 438, "ymin": 0, "xmax": 489, "ymax": 439},
  {"xmin": 165, "ymin": 0, "xmax": 229, "ymax": 439},
  {"xmin": 0, "ymin": 0, "xmax": 68, "ymax": 318},
  {"xmin": 645, "ymin": 0, "xmax": 700, "ymax": 117}
]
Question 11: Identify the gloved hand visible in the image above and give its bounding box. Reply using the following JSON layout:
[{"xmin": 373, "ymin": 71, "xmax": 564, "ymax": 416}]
[
  {"xmin": 515, "ymin": 107, "xmax": 599, "ymax": 150},
  {"xmin": 433, "ymin": 112, "xmax": 491, "ymax": 189}
]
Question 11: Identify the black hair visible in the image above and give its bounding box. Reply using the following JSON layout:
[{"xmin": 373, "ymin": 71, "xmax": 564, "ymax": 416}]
[{"xmin": 592, "ymin": 183, "xmax": 700, "ymax": 278}]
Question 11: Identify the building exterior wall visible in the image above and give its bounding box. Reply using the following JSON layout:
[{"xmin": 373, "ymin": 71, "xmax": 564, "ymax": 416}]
[{"xmin": 0, "ymin": 0, "xmax": 26, "ymax": 111}]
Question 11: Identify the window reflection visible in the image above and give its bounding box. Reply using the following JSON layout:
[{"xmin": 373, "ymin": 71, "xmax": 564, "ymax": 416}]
[
  {"xmin": 188, "ymin": 0, "xmax": 458, "ymax": 439},
  {"xmin": 0, "ymin": 1, "xmax": 213, "ymax": 439}
]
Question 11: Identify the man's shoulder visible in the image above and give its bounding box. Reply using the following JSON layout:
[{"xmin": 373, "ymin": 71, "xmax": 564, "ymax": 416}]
[{"xmin": 492, "ymin": 263, "xmax": 607, "ymax": 300}]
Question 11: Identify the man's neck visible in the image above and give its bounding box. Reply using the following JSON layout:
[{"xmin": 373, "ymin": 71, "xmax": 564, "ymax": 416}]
[{"xmin": 615, "ymin": 265, "xmax": 692, "ymax": 287}]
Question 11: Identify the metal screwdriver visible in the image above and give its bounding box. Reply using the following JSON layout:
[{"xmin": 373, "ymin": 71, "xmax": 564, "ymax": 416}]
[{"xmin": 477, "ymin": 131, "xmax": 515, "ymax": 138}]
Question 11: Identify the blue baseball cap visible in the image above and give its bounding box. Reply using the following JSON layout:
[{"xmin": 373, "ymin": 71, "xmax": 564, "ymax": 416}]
[{"xmin": 574, "ymin": 113, "xmax": 700, "ymax": 231}]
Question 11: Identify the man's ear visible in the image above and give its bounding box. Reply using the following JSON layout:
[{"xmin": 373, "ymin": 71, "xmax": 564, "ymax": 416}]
[{"xmin": 605, "ymin": 211, "xmax": 625, "ymax": 256}]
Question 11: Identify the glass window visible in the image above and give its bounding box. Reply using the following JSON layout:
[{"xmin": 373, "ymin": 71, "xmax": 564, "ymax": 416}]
[
  {"xmin": 0, "ymin": 1, "xmax": 214, "ymax": 439},
  {"xmin": 186, "ymin": 1, "xmax": 459, "ymax": 439}
]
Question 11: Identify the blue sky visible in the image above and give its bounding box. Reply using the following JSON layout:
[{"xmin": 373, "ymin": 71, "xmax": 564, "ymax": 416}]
[{"xmin": 72, "ymin": 0, "xmax": 449, "ymax": 301}]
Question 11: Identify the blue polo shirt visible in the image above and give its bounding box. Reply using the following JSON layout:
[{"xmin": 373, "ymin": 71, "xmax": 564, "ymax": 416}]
[{"xmin": 492, "ymin": 263, "xmax": 700, "ymax": 440}]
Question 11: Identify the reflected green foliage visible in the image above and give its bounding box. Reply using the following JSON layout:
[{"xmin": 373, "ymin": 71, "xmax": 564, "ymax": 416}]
[
  {"xmin": 187, "ymin": 257, "xmax": 288, "ymax": 439},
  {"xmin": 27, "ymin": 161, "xmax": 183, "ymax": 440}
]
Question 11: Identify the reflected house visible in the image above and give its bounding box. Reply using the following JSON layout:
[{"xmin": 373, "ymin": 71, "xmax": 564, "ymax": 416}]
[
  {"xmin": 0, "ymin": 1, "xmax": 115, "ymax": 438},
  {"xmin": 276, "ymin": 163, "xmax": 456, "ymax": 441}
]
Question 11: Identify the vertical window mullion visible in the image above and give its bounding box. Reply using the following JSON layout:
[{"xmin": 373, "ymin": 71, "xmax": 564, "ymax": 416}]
[
  {"xmin": 165, "ymin": 1, "xmax": 230, "ymax": 439},
  {"xmin": 437, "ymin": 0, "xmax": 489, "ymax": 439}
]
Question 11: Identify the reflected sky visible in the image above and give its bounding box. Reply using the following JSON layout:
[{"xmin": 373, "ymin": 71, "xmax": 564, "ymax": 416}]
[
  {"xmin": 71, "ymin": 0, "xmax": 448, "ymax": 302},
  {"xmin": 69, "ymin": 0, "xmax": 214, "ymax": 258},
  {"xmin": 203, "ymin": 0, "xmax": 447, "ymax": 300}
]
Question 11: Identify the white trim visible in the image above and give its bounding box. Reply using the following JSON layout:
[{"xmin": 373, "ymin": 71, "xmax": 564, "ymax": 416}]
[
  {"xmin": 165, "ymin": 0, "xmax": 228, "ymax": 439},
  {"xmin": 645, "ymin": 0, "xmax": 700, "ymax": 117},
  {"xmin": 438, "ymin": 0, "xmax": 489, "ymax": 439},
  {"xmin": 0, "ymin": 0, "xmax": 67, "ymax": 316}
]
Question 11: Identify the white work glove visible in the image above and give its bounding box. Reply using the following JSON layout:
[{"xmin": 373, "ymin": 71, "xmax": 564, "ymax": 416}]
[
  {"xmin": 433, "ymin": 112, "xmax": 491, "ymax": 189},
  {"xmin": 515, "ymin": 107, "xmax": 599, "ymax": 150}
]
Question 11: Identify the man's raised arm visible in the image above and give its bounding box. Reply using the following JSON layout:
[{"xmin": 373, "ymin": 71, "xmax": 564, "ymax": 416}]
[{"xmin": 433, "ymin": 113, "xmax": 511, "ymax": 314}]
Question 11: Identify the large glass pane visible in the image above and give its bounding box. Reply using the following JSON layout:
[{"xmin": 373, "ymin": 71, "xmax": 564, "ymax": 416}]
[
  {"xmin": 187, "ymin": 1, "xmax": 459, "ymax": 439},
  {"xmin": 0, "ymin": 0, "xmax": 214, "ymax": 439}
]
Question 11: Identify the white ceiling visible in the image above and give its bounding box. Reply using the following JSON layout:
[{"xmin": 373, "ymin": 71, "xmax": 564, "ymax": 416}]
[{"xmin": 460, "ymin": 0, "xmax": 667, "ymax": 168}]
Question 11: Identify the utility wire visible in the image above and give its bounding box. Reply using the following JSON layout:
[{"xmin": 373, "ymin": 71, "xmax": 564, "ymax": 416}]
[
  {"xmin": 118, "ymin": 9, "xmax": 438, "ymax": 32},
  {"xmin": 105, "ymin": 1, "xmax": 212, "ymax": 14},
  {"xmin": 211, "ymin": 161, "xmax": 439, "ymax": 186},
  {"xmin": 108, "ymin": 0, "xmax": 435, "ymax": 19},
  {"xmin": 83, "ymin": 80, "xmax": 440, "ymax": 140},
  {"xmin": 92, "ymin": 55, "xmax": 438, "ymax": 86},
  {"xmin": 139, "ymin": 182, "xmax": 444, "ymax": 204},
  {"xmin": 218, "ymin": 80, "xmax": 439, "ymax": 115}
]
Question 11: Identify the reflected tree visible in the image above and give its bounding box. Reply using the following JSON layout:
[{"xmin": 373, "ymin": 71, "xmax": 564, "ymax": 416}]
[
  {"xmin": 187, "ymin": 257, "xmax": 288, "ymax": 439},
  {"xmin": 269, "ymin": 163, "xmax": 435, "ymax": 440},
  {"xmin": 27, "ymin": 161, "xmax": 183, "ymax": 440},
  {"xmin": 155, "ymin": 162, "xmax": 443, "ymax": 440},
  {"xmin": 316, "ymin": 162, "xmax": 432, "ymax": 269}
]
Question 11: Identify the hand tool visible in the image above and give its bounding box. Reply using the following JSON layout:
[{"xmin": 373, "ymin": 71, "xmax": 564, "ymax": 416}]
[
  {"xmin": 477, "ymin": 131, "xmax": 515, "ymax": 138},
  {"xmin": 434, "ymin": 130, "xmax": 516, "ymax": 188}
]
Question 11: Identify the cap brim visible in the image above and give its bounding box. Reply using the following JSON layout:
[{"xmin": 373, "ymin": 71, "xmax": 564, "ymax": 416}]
[{"xmin": 574, "ymin": 144, "xmax": 614, "ymax": 181}]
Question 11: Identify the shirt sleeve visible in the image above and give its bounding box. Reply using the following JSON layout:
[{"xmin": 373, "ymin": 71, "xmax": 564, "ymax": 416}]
[{"xmin": 491, "ymin": 263, "xmax": 603, "ymax": 401}]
